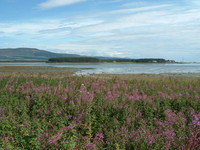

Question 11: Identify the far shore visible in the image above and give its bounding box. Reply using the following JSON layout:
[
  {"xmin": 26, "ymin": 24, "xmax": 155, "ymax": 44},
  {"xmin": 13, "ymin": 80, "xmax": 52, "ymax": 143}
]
[
  {"xmin": 0, "ymin": 61, "xmax": 200, "ymax": 64},
  {"xmin": 47, "ymin": 62, "xmax": 176, "ymax": 64}
]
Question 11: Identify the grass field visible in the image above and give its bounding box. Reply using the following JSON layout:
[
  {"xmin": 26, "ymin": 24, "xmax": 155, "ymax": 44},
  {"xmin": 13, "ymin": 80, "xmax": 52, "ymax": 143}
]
[{"xmin": 0, "ymin": 69, "xmax": 200, "ymax": 149}]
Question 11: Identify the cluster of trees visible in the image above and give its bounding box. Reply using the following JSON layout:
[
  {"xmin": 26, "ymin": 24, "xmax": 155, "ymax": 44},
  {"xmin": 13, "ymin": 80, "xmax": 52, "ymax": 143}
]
[
  {"xmin": 134, "ymin": 59, "xmax": 174, "ymax": 63},
  {"xmin": 48, "ymin": 57, "xmax": 100, "ymax": 63},
  {"xmin": 48, "ymin": 57, "xmax": 175, "ymax": 63}
]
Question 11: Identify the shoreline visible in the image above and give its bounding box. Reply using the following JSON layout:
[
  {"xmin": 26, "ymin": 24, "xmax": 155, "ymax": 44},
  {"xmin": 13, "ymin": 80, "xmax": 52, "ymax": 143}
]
[
  {"xmin": 1, "ymin": 60, "xmax": 200, "ymax": 65},
  {"xmin": 1, "ymin": 61, "xmax": 200, "ymax": 65},
  {"xmin": 0, "ymin": 66, "xmax": 200, "ymax": 79},
  {"xmin": 46, "ymin": 62, "xmax": 178, "ymax": 64}
]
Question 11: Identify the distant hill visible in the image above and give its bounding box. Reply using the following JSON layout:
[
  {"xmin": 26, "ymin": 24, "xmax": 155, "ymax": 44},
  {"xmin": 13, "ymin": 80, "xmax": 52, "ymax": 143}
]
[
  {"xmin": 0, "ymin": 48, "xmax": 176, "ymax": 63},
  {"xmin": 0, "ymin": 48, "xmax": 80, "ymax": 62}
]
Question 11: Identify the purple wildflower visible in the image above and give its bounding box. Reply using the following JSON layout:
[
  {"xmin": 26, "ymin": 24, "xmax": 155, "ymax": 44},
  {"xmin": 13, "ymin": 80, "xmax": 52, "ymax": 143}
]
[{"xmin": 85, "ymin": 144, "xmax": 96, "ymax": 149}]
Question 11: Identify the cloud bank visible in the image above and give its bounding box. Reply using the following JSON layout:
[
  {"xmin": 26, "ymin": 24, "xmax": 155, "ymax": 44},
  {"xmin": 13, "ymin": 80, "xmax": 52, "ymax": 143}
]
[
  {"xmin": 1, "ymin": 0, "xmax": 200, "ymax": 61},
  {"xmin": 38, "ymin": 0, "xmax": 87, "ymax": 9}
]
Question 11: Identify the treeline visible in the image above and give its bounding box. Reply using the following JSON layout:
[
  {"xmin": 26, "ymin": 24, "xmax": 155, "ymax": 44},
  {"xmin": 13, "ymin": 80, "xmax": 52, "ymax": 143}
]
[
  {"xmin": 48, "ymin": 57, "xmax": 100, "ymax": 63},
  {"xmin": 47, "ymin": 57, "xmax": 175, "ymax": 63}
]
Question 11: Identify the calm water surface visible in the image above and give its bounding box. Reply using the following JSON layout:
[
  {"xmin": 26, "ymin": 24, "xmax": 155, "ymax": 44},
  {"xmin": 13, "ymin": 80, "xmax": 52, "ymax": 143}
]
[{"xmin": 0, "ymin": 62, "xmax": 200, "ymax": 75}]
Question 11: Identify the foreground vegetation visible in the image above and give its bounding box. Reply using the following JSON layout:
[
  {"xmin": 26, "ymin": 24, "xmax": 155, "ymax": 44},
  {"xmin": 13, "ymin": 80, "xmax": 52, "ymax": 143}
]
[{"xmin": 0, "ymin": 75, "xmax": 199, "ymax": 149}]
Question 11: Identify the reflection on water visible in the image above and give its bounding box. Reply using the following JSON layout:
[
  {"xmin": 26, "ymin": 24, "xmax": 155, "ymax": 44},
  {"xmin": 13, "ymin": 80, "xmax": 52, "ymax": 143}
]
[{"xmin": 0, "ymin": 62, "xmax": 200, "ymax": 75}]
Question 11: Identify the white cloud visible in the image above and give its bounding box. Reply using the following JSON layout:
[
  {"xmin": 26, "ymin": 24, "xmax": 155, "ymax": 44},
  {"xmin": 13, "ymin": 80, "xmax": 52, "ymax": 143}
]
[
  {"xmin": 190, "ymin": 0, "xmax": 200, "ymax": 6},
  {"xmin": 72, "ymin": 4, "xmax": 171, "ymax": 21},
  {"xmin": 75, "ymin": 6, "xmax": 200, "ymax": 35},
  {"xmin": 96, "ymin": 4, "xmax": 171, "ymax": 16},
  {"xmin": 32, "ymin": 42, "xmax": 125, "ymax": 57},
  {"xmin": 0, "ymin": 18, "xmax": 103, "ymax": 38},
  {"xmin": 0, "ymin": 22, "xmax": 58, "ymax": 37},
  {"xmin": 1, "ymin": 0, "xmax": 200, "ymax": 61},
  {"xmin": 38, "ymin": 0, "xmax": 87, "ymax": 9}
]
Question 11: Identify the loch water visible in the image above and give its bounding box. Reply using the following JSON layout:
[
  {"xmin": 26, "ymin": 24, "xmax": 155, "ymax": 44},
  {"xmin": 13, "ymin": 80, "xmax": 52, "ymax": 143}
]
[{"xmin": 0, "ymin": 63, "xmax": 200, "ymax": 75}]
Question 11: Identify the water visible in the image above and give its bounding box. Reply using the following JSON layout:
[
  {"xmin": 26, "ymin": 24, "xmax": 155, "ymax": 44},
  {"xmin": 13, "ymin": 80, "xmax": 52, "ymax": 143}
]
[{"xmin": 0, "ymin": 62, "xmax": 200, "ymax": 75}]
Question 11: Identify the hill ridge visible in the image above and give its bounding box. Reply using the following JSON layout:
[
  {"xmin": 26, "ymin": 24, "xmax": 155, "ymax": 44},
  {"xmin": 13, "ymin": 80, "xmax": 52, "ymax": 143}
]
[{"xmin": 0, "ymin": 48, "xmax": 80, "ymax": 62}]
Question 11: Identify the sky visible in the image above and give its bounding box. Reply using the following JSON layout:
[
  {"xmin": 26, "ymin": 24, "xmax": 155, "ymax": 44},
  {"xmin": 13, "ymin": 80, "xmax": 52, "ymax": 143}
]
[{"xmin": 0, "ymin": 0, "xmax": 200, "ymax": 62}]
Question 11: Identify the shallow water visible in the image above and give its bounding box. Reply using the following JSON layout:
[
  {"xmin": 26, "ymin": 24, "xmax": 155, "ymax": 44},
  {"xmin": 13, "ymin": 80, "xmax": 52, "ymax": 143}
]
[{"xmin": 0, "ymin": 62, "xmax": 200, "ymax": 75}]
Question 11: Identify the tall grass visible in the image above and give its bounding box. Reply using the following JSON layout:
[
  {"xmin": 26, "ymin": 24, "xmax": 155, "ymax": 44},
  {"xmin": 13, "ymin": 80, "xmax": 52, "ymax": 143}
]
[{"xmin": 0, "ymin": 75, "xmax": 199, "ymax": 149}]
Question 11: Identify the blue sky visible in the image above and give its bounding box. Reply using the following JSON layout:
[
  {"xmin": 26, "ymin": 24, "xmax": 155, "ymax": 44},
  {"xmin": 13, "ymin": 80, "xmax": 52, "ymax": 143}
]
[{"xmin": 0, "ymin": 0, "xmax": 200, "ymax": 62}]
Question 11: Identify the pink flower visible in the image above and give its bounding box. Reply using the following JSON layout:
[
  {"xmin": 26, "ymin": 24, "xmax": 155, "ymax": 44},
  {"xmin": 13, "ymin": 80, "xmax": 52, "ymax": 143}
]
[
  {"xmin": 192, "ymin": 113, "xmax": 200, "ymax": 126},
  {"xmin": 66, "ymin": 115, "xmax": 72, "ymax": 119},
  {"xmin": 57, "ymin": 110, "xmax": 62, "ymax": 115},
  {"xmin": 85, "ymin": 144, "xmax": 96, "ymax": 149},
  {"xmin": 69, "ymin": 100, "xmax": 74, "ymax": 105},
  {"xmin": 49, "ymin": 140, "xmax": 57, "ymax": 144},
  {"xmin": 96, "ymin": 132, "xmax": 104, "ymax": 139},
  {"xmin": 148, "ymin": 135, "xmax": 155, "ymax": 145},
  {"xmin": 62, "ymin": 97, "xmax": 67, "ymax": 100},
  {"xmin": 164, "ymin": 130, "xmax": 175, "ymax": 140},
  {"xmin": 65, "ymin": 125, "xmax": 73, "ymax": 131}
]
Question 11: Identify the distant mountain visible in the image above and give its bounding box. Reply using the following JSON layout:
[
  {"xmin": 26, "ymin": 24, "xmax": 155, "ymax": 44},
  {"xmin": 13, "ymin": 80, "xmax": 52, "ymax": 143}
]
[
  {"xmin": 0, "ymin": 48, "xmax": 175, "ymax": 63},
  {"xmin": 0, "ymin": 48, "xmax": 80, "ymax": 62}
]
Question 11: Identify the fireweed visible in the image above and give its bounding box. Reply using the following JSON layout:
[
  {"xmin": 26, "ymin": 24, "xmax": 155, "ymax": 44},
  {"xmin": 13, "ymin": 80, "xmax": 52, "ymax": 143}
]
[{"xmin": 0, "ymin": 76, "xmax": 199, "ymax": 149}]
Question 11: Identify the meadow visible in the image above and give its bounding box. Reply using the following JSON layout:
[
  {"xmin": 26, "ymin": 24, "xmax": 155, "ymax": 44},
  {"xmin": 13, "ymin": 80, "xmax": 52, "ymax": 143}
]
[{"xmin": 0, "ymin": 72, "xmax": 200, "ymax": 150}]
